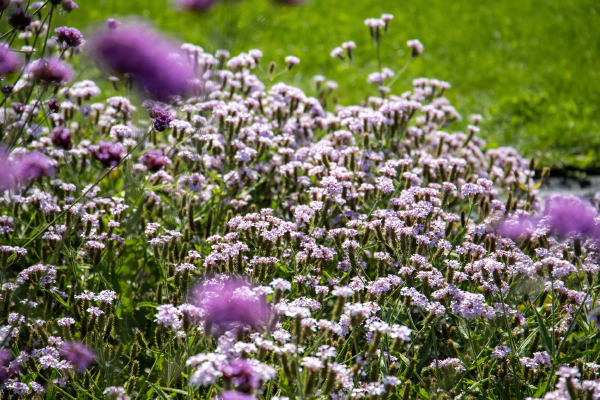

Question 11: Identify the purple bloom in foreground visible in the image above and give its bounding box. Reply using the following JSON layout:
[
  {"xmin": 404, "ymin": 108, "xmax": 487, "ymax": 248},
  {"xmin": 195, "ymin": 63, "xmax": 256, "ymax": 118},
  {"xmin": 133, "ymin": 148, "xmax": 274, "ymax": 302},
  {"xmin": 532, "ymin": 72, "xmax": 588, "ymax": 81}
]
[
  {"xmin": 176, "ymin": 0, "xmax": 220, "ymax": 11},
  {"xmin": 90, "ymin": 141, "xmax": 125, "ymax": 168},
  {"xmin": 60, "ymin": 342, "xmax": 96, "ymax": 372},
  {"xmin": 53, "ymin": 27, "xmax": 86, "ymax": 48},
  {"xmin": 543, "ymin": 195, "xmax": 598, "ymax": 238},
  {"xmin": 88, "ymin": 23, "xmax": 194, "ymax": 100},
  {"xmin": 0, "ymin": 349, "xmax": 20, "ymax": 381},
  {"xmin": 26, "ymin": 57, "xmax": 73, "ymax": 85},
  {"xmin": 13, "ymin": 152, "xmax": 55, "ymax": 181},
  {"xmin": 0, "ymin": 43, "xmax": 19, "ymax": 75},
  {"xmin": 217, "ymin": 391, "xmax": 258, "ymax": 400},
  {"xmin": 191, "ymin": 280, "xmax": 269, "ymax": 334},
  {"xmin": 148, "ymin": 108, "xmax": 174, "ymax": 132},
  {"xmin": 141, "ymin": 149, "xmax": 171, "ymax": 172}
]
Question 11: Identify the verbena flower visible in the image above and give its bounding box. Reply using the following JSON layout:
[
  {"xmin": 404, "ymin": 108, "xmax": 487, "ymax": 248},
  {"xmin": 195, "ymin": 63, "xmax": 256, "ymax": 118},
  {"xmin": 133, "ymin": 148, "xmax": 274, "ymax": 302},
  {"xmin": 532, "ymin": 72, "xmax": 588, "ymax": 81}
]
[{"xmin": 59, "ymin": 342, "xmax": 96, "ymax": 372}]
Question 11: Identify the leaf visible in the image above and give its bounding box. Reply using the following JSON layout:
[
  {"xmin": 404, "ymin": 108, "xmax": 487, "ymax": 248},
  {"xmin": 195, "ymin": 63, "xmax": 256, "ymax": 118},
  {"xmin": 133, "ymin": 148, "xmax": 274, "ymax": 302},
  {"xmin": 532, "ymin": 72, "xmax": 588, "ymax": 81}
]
[
  {"xmin": 159, "ymin": 387, "xmax": 188, "ymax": 395},
  {"xmin": 533, "ymin": 306, "xmax": 553, "ymax": 356},
  {"xmin": 146, "ymin": 184, "xmax": 175, "ymax": 191},
  {"xmin": 416, "ymin": 330, "xmax": 434, "ymax": 371},
  {"xmin": 557, "ymin": 349, "xmax": 595, "ymax": 364},
  {"xmin": 137, "ymin": 301, "xmax": 158, "ymax": 308},
  {"xmin": 148, "ymin": 382, "xmax": 173, "ymax": 400},
  {"xmin": 417, "ymin": 387, "xmax": 430, "ymax": 399}
]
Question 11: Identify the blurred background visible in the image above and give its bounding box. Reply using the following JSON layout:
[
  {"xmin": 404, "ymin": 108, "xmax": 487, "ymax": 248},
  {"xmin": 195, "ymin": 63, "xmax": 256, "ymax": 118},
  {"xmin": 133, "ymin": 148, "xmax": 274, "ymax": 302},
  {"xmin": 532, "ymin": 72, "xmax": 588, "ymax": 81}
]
[{"xmin": 64, "ymin": 0, "xmax": 599, "ymax": 170}]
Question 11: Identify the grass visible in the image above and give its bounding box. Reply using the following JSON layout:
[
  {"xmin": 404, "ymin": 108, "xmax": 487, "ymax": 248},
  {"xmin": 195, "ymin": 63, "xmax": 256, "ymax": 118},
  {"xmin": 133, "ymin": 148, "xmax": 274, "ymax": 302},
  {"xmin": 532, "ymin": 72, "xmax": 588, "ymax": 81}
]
[{"xmin": 63, "ymin": 0, "xmax": 600, "ymax": 168}]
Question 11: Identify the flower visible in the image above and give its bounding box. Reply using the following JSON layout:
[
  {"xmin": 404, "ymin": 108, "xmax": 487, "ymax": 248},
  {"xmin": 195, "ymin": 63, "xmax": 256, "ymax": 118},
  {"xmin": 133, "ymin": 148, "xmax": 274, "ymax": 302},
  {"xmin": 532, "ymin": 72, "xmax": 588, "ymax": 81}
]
[
  {"xmin": 217, "ymin": 391, "xmax": 258, "ymax": 400},
  {"xmin": 0, "ymin": 43, "xmax": 19, "ymax": 75},
  {"xmin": 589, "ymin": 308, "xmax": 600, "ymax": 329},
  {"xmin": 148, "ymin": 108, "xmax": 175, "ymax": 132},
  {"xmin": 191, "ymin": 280, "xmax": 270, "ymax": 333},
  {"xmin": 62, "ymin": 0, "xmax": 79, "ymax": 12},
  {"xmin": 407, "ymin": 39, "xmax": 424, "ymax": 57},
  {"xmin": 90, "ymin": 141, "xmax": 125, "ymax": 168},
  {"xmin": 26, "ymin": 57, "xmax": 73, "ymax": 85},
  {"xmin": 544, "ymin": 195, "xmax": 599, "ymax": 238},
  {"xmin": 88, "ymin": 23, "xmax": 194, "ymax": 100},
  {"xmin": 104, "ymin": 386, "xmax": 130, "ymax": 400},
  {"xmin": 0, "ymin": 349, "xmax": 20, "ymax": 380},
  {"xmin": 51, "ymin": 126, "xmax": 73, "ymax": 150},
  {"xmin": 8, "ymin": 7, "xmax": 32, "ymax": 31},
  {"xmin": 53, "ymin": 27, "xmax": 86, "ymax": 48},
  {"xmin": 13, "ymin": 152, "xmax": 55, "ymax": 182},
  {"xmin": 141, "ymin": 149, "xmax": 171, "ymax": 172},
  {"xmin": 176, "ymin": 0, "xmax": 221, "ymax": 10},
  {"xmin": 60, "ymin": 342, "xmax": 96, "ymax": 372}
]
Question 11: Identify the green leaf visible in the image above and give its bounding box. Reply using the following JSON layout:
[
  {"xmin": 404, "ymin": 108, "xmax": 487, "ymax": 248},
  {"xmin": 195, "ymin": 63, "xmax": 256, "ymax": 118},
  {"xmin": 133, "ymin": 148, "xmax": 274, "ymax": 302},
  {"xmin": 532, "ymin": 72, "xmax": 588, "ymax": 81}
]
[
  {"xmin": 137, "ymin": 301, "xmax": 158, "ymax": 308},
  {"xmin": 148, "ymin": 382, "xmax": 173, "ymax": 400},
  {"xmin": 417, "ymin": 387, "xmax": 430, "ymax": 399},
  {"xmin": 159, "ymin": 387, "xmax": 188, "ymax": 395},
  {"xmin": 146, "ymin": 184, "xmax": 176, "ymax": 191},
  {"xmin": 533, "ymin": 306, "xmax": 553, "ymax": 356}
]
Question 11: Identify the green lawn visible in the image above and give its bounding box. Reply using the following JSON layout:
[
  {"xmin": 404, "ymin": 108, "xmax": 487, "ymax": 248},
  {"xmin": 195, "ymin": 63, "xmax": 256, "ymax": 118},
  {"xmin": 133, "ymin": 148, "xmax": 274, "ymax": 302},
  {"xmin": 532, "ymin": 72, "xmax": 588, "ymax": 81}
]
[{"xmin": 66, "ymin": 0, "xmax": 600, "ymax": 168}]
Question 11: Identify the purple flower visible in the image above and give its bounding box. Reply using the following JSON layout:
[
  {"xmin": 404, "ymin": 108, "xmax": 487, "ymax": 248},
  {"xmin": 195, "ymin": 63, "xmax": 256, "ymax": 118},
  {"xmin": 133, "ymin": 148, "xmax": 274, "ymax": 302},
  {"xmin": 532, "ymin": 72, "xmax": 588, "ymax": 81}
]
[
  {"xmin": 51, "ymin": 126, "xmax": 73, "ymax": 150},
  {"xmin": 0, "ymin": 43, "xmax": 19, "ymax": 75},
  {"xmin": 60, "ymin": 342, "xmax": 96, "ymax": 372},
  {"xmin": 191, "ymin": 280, "xmax": 269, "ymax": 334},
  {"xmin": 53, "ymin": 27, "xmax": 86, "ymax": 48},
  {"xmin": 221, "ymin": 359, "xmax": 262, "ymax": 393},
  {"xmin": 90, "ymin": 141, "xmax": 126, "ymax": 168},
  {"xmin": 46, "ymin": 98, "xmax": 60, "ymax": 113},
  {"xmin": 107, "ymin": 19, "xmax": 121, "ymax": 30},
  {"xmin": 176, "ymin": 0, "xmax": 220, "ymax": 11},
  {"xmin": 8, "ymin": 7, "xmax": 32, "ymax": 31},
  {"xmin": 62, "ymin": 0, "xmax": 79, "ymax": 12},
  {"xmin": 0, "ymin": 349, "xmax": 20, "ymax": 381},
  {"xmin": 26, "ymin": 57, "xmax": 73, "ymax": 85},
  {"xmin": 88, "ymin": 23, "xmax": 194, "ymax": 100},
  {"xmin": 13, "ymin": 151, "xmax": 55, "ymax": 181},
  {"xmin": 148, "ymin": 108, "xmax": 174, "ymax": 132},
  {"xmin": 141, "ymin": 149, "xmax": 171, "ymax": 172},
  {"xmin": 217, "ymin": 392, "xmax": 257, "ymax": 400},
  {"xmin": 543, "ymin": 195, "xmax": 598, "ymax": 238}
]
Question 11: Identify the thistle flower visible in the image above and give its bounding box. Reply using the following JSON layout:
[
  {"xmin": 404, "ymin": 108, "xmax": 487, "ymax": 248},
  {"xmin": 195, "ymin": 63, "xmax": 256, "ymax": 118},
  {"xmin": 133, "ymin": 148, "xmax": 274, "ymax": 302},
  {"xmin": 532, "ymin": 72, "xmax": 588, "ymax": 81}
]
[
  {"xmin": 60, "ymin": 341, "xmax": 96, "ymax": 372},
  {"xmin": 88, "ymin": 23, "xmax": 194, "ymax": 100}
]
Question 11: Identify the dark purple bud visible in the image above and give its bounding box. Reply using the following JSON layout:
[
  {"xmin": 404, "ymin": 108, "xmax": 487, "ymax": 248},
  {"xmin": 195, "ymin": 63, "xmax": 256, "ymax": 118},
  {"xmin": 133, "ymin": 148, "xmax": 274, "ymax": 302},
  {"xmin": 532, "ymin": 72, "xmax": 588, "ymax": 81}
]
[
  {"xmin": 88, "ymin": 23, "xmax": 194, "ymax": 100},
  {"xmin": 60, "ymin": 342, "xmax": 96, "ymax": 373},
  {"xmin": 11, "ymin": 102, "xmax": 24, "ymax": 114},
  {"xmin": 90, "ymin": 141, "xmax": 125, "ymax": 168},
  {"xmin": 107, "ymin": 18, "xmax": 121, "ymax": 29},
  {"xmin": 47, "ymin": 98, "xmax": 60, "ymax": 113},
  {"xmin": 49, "ymin": 0, "xmax": 63, "ymax": 5},
  {"xmin": 53, "ymin": 26, "xmax": 86, "ymax": 48},
  {"xmin": 141, "ymin": 149, "xmax": 171, "ymax": 172},
  {"xmin": 26, "ymin": 57, "xmax": 73, "ymax": 85},
  {"xmin": 148, "ymin": 108, "xmax": 174, "ymax": 132},
  {"xmin": 8, "ymin": 7, "xmax": 32, "ymax": 31},
  {"xmin": 61, "ymin": 0, "xmax": 78, "ymax": 12},
  {"xmin": 2, "ymin": 84, "xmax": 13, "ymax": 96},
  {"xmin": 51, "ymin": 126, "xmax": 73, "ymax": 150},
  {"xmin": 0, "ymin": 0, "xmax": 9, "ymax": 12},
  {"xmin": 0, "ymin": 43, "xmax": 19, "ymax": 76}
]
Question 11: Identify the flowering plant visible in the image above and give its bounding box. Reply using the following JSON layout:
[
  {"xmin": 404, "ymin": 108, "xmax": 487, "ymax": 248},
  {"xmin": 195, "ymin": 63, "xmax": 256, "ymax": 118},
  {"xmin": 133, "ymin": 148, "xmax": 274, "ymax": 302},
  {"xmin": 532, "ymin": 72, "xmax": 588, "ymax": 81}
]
[{"xmin": 0, "ymin": 3, "xmax": 598, "ymax": 400}]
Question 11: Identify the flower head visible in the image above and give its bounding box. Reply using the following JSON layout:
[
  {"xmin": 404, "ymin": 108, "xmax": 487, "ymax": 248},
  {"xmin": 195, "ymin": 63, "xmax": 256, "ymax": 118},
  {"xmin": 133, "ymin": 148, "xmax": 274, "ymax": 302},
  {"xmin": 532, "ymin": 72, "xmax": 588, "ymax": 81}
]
[
  {"xmin": 90, "ymin": 141, "xmax": 125, "ymax": 168},
  {"xmin": 26, "ymin": 57, "xmax": 73, "ymax": 85},
  {"xmin": 0, "ymin": 43, "xmax": 19, "ymax": 75},
  {"xmin": 53, "ymin": 27, "xmax": 86, "ymax": 48},
  {"xmin": 60, "ymin": 342, "xmax": 96, "ymax": 372}
]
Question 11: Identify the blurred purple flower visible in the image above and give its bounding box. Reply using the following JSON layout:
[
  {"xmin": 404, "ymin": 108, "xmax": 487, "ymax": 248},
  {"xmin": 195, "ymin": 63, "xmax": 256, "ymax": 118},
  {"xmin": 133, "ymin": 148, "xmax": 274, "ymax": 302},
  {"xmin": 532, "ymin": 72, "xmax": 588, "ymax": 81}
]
[
  {"xmin": 53, "ymin": 27, "xmax": 86, "ymax": 48},
  {"xmin": 51, "ymin": 126, "xmax": 73, "ymax": 150},
  {"xmin": 217, "ymin": 391, "xmax": 257, "ymax": 400},
  {"xmin": 107, "ymin": 19, "xmax": 121, "ymax": 30},
  {"xmin": 90, "ymin": 141, "xmax": 125, "ymax": 168},
  {"xmin": 148, "ymin": 108, "xmax": 174, "ymax": 132},
  {"xmin": 141, "ymin": 149, "xmax": 171, "ymax": 172},
  {"xmin": 60, "ymin": 342, "xmax": 96, "ymax": 372},
  {"xmin": 46, "ymin": 98, "xmax": 60, "ymax": 113},
  {"xmin": 176, "ymin": 0, "xmax": 220, "ymax": 11},
  {"xmin": 191, "ymin": 280, "xmax": 269, "ymax": 334},
  {"xmin": 13, "ymin": 151, "xmax": 55, "ymax": 181},
  {"xmin": 26, "ymin": 57, "xmax": 73, "ymax": 85},
  {"xmin": 222, "ymin": 359, "xmax": 262, "ymax": 393},
  {"xmin": 8, "ymin": 7, "xmax": 32, "ymax": 31},
  {"xmin": 0, "ymin": 349, "xmax": 20, "ymax": 381},
  {"xmin": 543, "ymin": 195, "xmax": 598, "ymax": 238},
  {"xmin": 88, "ymin": 23, "xmax": 194, "ymax": 100},
  {"xmin": 0, "ymin": 43, "xmax": 19, "ymax": 75},
  {"xmin": 62, "ymin": 0, "xmax": 79, "ymax": 12}
]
